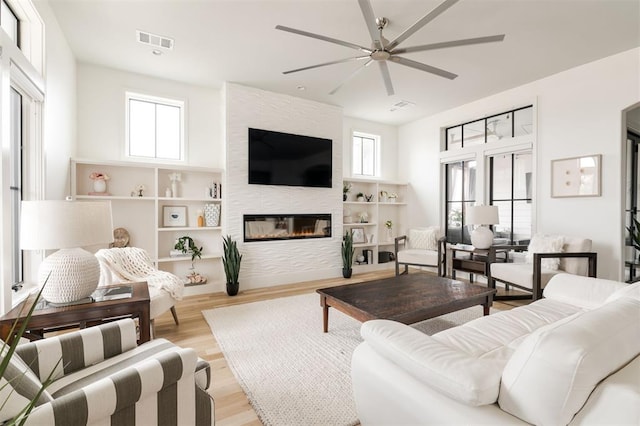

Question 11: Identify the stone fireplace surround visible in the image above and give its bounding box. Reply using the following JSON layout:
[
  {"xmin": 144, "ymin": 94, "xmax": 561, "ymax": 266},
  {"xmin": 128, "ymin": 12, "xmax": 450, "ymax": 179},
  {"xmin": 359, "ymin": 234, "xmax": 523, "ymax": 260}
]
[{"xmin": 244, "ymin": 214, "xmax": 331, "ymax": 242}]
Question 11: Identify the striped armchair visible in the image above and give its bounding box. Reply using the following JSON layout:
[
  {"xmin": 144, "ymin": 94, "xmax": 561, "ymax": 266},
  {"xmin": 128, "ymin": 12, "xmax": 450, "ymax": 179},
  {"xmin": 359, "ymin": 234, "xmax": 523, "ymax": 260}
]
[{"xmin": 10, "ymin": 319, "xmax": 214, "ymax": 425}]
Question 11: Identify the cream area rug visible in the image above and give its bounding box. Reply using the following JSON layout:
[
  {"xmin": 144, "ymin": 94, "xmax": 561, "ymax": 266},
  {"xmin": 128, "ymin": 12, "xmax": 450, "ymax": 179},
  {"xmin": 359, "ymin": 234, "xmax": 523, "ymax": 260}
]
[{"xmin": 202, "ymin": 292, "xmax": 492, "ymax": 426}]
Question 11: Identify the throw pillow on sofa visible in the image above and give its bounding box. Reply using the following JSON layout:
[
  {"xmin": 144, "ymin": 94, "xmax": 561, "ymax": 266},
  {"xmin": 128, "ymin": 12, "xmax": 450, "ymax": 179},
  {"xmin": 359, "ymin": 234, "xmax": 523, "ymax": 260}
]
[
  {"xmin": 525, "ymin": 234, "xmax": 564, "ymax": 270},
  {"xmin": 498, "ymin": 297, "xmax": 640, "ymax": 426}
]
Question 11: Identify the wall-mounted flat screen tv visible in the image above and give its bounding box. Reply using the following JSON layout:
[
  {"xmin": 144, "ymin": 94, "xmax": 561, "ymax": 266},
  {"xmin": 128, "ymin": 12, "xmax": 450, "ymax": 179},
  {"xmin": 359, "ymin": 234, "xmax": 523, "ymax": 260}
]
[{"xmin": 248, "ymin": 128, "xmax": 332, "ymax": 188}]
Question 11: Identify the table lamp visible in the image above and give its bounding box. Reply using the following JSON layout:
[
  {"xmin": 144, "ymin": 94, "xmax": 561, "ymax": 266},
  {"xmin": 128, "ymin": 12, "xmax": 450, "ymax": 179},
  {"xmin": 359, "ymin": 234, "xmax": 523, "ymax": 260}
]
[
  {"xmin": 467, "ymin": 205, "xmax": 499, "ymax": 249},
  {"xmin": 20, "ymin": 200, "xmax": 113, "ymax": 304}
]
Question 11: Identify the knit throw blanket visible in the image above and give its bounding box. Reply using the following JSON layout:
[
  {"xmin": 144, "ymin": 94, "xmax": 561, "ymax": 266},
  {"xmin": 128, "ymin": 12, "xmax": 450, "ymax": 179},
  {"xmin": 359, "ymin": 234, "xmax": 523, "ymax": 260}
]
[{"xmin": 95, "ymin": 248, "xmax": 184, "ymax": 300}]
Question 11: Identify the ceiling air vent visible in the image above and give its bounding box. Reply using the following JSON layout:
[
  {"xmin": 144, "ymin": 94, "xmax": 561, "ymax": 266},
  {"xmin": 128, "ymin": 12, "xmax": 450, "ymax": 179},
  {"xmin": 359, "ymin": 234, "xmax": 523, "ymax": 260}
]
[
  {"xmin": 390, "ymin": 100, "xmax": 415, "ymax": 112},
  {"xmin": 136, "ymin": 30, "xmax": 174, "ymax": 50}
]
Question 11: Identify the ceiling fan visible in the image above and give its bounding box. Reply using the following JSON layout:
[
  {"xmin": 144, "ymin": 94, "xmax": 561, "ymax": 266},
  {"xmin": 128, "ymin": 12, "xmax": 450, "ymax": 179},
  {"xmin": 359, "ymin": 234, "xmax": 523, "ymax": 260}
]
[{"xmin": 276, "ymin": 0, "xmax": 505, "ymax": 96}]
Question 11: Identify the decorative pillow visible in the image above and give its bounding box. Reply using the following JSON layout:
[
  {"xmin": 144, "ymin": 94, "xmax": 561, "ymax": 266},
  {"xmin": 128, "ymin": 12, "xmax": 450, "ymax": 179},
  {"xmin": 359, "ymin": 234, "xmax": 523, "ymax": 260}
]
[
  {"xmin": 0, "ymin": 347, "xmax": 53, "ymax": 423},
  {"xmin": 409, "ymin": 228, "xmax": 439, "ymax": 251},
  {"xmin": 525, "ymin": 234, "xmax": 564, "ymax": 270}
]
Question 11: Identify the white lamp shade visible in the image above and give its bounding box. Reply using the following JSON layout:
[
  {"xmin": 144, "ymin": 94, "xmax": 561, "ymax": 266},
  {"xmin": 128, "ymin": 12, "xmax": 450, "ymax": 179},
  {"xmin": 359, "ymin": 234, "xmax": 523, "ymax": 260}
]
[
  {"xmin": 467, "ymin": 205, "xmax": 499, "ymax": 226},
  {"xmin": 19, "ymin": 200, "xmax": 113, "ymax": 303},
  {"xmin": 20, "ymin": 200, "xmax": 114, "ymax": 250}
]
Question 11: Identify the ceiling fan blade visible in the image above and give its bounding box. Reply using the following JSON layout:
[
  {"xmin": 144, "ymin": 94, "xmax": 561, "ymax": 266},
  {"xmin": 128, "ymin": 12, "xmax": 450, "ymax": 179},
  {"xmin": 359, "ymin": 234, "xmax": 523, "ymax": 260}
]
[
  {"xmin": 357, "ymin": 0, "xmax": 382, "ymax": 50},
  {"xmin": 392, "ymin": 34, "xmax": 505, "ymax": 55},
  {"xmin": 276, "ymin": 25, "xmax": 372, "ymax": 53},
  {"xmin": 283, "ymin": 56, "xmax": 370, "ymax": 75},
  {"xmin": 389, "ymin": 56, "xmax": 458, "ymax": 80},
  {"xmin": 378, "ymin": 61, "xmax": 394, "ymax": 96},
  {"xmin": 329, "ymin": 59, "xmax": 373, "ymax": 95},
  {"xmin": 387, "ymin": 0, "xmax": 460, "ymax": 50}
]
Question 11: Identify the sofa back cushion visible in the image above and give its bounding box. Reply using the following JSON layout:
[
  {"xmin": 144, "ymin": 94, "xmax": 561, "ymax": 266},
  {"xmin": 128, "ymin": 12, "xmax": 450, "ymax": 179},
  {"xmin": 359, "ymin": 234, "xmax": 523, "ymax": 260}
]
[
  {"xmin": 559, "ymin": 236, "xmax": 592, "ymax": 275},
  {"xmin": 408, "ymin": 227, "xmax": 439, "ymax": 251},
  {"xmin": 498, "ymin": 297, "xmax": 640, "ymax": 426},
  {"xmin": 0, "ymin": 347, "xmax": 53, "ymax": 423}
]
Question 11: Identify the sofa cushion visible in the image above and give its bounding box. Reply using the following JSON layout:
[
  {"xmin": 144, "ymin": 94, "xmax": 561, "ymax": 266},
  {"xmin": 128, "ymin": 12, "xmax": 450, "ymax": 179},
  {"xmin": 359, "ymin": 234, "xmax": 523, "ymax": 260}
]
[
  {"xmin": 396, "ymin": 249, "xmax": 439, "ymax": 267},
  {"xmin": 0, "ymin": 347, "xmax": 53, "ymax": 423},
  {"xmin": 408, "ymin": 227, "xmax": 439, "ymax": 250},
  {"xmin": 360, "ymin": 319, "xmax": 504, "ymax": 406},
  {"xmin": 559, "ymin": 236, "xmax": 592, "ymax": 275},
  {"xmin": 543, "ymin": 273, "xmax": 627, "ymax": 309},
  {"xmin": 526, "ymin": 234, "xmax": 564, "ymax": 270},
  {"xmin": 490, "ymin": 262, "xmax": 560, "ymax": 290},
  {"xmin": 605, "ymin": 281, "xmax": 640, "ymax": 303},
  {"xmin": 498, "ymin": 297, "xmax": 640, "ymax": 426}
]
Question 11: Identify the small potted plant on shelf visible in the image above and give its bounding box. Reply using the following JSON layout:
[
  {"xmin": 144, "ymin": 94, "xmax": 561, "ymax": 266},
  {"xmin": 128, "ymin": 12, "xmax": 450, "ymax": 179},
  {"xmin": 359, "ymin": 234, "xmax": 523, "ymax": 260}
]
[
  {"xmin": 174, "ymin": 236, "xmax": 206, "ymax": 284},
  {"xmin": 356, "ymin": 192, "xmax": 365, "ymax": 202},
  {"xmin": 342, "ymin": 230, "xmax": 355, "ymax": 278},
  {"xmin": 343, "ymin": 182, "xmax": 352, "ymax": 201},
  {"xmin": 222, "ymin": 235, "xmax": 242, "ymax": 296},
  {"xmin": 385, "ymin": 220, "xmax": 393, "ymax": 242}
]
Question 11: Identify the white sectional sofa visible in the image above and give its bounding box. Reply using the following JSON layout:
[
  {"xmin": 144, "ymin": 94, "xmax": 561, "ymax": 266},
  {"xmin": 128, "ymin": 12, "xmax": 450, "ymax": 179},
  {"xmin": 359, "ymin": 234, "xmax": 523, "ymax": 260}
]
[{"xmin": 351, "ymin": 274, "xmax": 640, "ymax": 425}]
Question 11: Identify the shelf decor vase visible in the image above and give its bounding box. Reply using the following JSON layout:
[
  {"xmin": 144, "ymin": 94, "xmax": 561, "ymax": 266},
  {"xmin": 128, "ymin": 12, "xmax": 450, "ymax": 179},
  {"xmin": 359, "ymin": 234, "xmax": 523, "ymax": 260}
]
[
  {"xmin": 93, "ymin": 179, "xmax": 107, "ymax": 193},
  {"xmin": 204, "ymin": 203, "xmax": 221, "ymax": 227},
  {"xmin": 171, "ymin": 181, "xmax": 178, "ymax": 198}
]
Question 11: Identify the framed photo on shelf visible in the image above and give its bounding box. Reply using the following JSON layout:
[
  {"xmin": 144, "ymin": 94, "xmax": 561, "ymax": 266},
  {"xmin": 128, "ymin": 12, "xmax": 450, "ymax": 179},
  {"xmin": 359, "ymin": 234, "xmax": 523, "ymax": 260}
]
[
  {"xmin": 351, "ymin": 227, "xmax": 366, "ymax": 244},
  {"xmin": 163, "ymin": 205, "xmax": 187, "ymax": 227}
]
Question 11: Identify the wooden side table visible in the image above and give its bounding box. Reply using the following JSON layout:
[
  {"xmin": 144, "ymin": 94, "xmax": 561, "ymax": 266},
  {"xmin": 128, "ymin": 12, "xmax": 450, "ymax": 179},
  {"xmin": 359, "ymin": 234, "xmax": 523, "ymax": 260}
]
[
  {"xmin": 0, "ymin": 282, "xmax": 150, "ymax": 344},
  {"xmin": 450, "ymin": 245, "xmax": 508, "ymax": 282}
]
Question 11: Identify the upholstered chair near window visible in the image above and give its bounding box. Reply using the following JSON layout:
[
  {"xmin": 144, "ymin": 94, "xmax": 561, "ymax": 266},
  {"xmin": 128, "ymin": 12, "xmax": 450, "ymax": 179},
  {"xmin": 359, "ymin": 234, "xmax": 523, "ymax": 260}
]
[
  {"xmin": 96, "ymin": 247, "xmax": 183, "ymax": 328},
  {"xmin": 488, "ymin": 234, "xmax": 597, "ymax": 300},
  {"xmin": 394, "ymin": 227, "xmax": 447, "ymax": 277}
]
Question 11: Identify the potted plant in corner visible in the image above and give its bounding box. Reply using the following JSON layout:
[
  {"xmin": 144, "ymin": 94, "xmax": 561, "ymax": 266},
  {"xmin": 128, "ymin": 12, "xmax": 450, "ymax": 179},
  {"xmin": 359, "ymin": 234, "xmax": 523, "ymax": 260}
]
[
  {"xmin": 343, "ymin": 182, "xmax": 352, "ymax": 201},
  {"xmin": 342, "ymin": 230, "xmax": 355, "ymax": 278},
  {"xmin": 174, "ymin": 236, "xmax": 206, "ymax": 284},
  {"xmin": 222, "ymin": 235, "xmax": 242, "ymax": 296}
]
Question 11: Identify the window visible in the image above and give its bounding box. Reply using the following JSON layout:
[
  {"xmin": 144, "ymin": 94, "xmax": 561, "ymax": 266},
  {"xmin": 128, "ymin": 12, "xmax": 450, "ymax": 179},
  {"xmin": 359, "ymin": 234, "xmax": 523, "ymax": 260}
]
[
  {"xmin": 10, "ymin": 87, "xmax": 22, "ymax": 291},
  {"xmin": 445, "ymin": 160, "xmax": 476, "ymax": 244},
  {"xmin": 445, "ymin": 106, "xmax": 533, "ymax": 150},
  {"xmin": 126, "ymin": 92, "xmax": 184, "ymax": 161},
  {"xmin": 1, "ymin": 0, "xmax": 19, "ymax": 46},
  {"xmin": 352, "ymin": 132, "xmax": 379, "ymax": 177},
  {"xmin": 490, "ymin": 153, "xmax": 533, "ymax": 245}
]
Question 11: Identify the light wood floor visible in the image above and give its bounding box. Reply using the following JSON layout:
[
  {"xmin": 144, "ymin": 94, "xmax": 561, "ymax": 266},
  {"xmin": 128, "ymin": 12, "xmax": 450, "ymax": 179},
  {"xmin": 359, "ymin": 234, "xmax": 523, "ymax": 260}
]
[{"xmin": 153, "ymin": 270, "xmax": 528, "ymax": 426}]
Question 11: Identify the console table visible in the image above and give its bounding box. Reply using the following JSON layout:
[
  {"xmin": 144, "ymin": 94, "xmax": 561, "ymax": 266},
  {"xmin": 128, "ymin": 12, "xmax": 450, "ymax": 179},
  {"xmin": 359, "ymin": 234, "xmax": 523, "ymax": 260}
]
[
  {"xmin": 450, "ymin": 245, "xmax": 508, "ymax": 282},
  {"xmin": 0, "ymin": 282, "xmax": 150, "ymax": 344}
]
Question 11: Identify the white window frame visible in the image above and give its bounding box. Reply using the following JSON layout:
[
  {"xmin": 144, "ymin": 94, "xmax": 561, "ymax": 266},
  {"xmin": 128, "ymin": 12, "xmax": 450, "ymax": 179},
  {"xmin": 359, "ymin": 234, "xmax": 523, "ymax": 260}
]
[
  {"xmin": 125, "ymin": 91, "xmax": 186, "ymax": 162},
  {"xmin": 352, "ymin": 131, "xmax": 380, "ymax": 178}
]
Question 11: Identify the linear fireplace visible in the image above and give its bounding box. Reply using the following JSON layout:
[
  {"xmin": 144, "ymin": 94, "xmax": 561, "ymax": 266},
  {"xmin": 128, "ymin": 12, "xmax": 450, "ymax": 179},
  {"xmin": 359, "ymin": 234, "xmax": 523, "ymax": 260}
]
[{"xmin": 244, "ymin": 214, "xmax": 331, "ymax": 242}]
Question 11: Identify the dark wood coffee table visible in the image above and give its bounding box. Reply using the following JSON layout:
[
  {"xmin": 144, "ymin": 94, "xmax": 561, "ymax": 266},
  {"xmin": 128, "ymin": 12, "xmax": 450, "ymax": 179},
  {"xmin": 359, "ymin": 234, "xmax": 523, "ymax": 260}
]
[
  {"xmin": 316, "ymin": 274, "xmax": 496, "ymax": 332},
  {"xmin": 0, "ymin": 282, "xmax": 150, "ymax": 344}
]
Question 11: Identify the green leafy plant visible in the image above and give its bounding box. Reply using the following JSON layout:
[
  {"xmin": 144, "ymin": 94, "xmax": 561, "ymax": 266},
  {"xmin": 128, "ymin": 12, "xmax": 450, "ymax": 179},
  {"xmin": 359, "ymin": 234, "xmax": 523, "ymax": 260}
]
[
  {"xmin": 385, "ymin": 220, "xmax": 393, "ymax": 229},
  {"xmin": 174, "ymin": 236, "xmax": 203, "ymax": 268},
  {"xmin": 342, "ymin": 231, "xmax": 355, "ymax": 270},
  {"xmin": 343, "ymin": 182, "xmax": 352, "ymax": 195},
  {"xmin": 627, "ymin": 216, "xmax": 640, "ymax": 253},
  {"xmin": 222, "ymin": 235, "xmax": 242, "ymax": 285},
  {"xmin": 1, "ymin": 276, "xmax": 61, "ymax": 425}
]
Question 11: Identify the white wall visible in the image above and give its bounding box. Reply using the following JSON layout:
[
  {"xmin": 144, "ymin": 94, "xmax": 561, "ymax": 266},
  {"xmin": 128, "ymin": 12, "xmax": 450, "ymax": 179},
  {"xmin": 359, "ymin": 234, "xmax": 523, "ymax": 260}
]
[
  {"xmin": 399, "ymin": 48, "xmax": 640, "ymax": 280},
  {"xmin": 224, "ymin": 83, "xmax": 343, "ymax": 289},
  {"xmin": 342, "ymin": 116, "xmax": 398, "ymax": 180},
  {"xmin": 34, "ymin": 0, "xmax": 76, "ymax": 200},
  {"xmin": 76, "ymin": 64, "xmax": 222, "ymax": 168}
]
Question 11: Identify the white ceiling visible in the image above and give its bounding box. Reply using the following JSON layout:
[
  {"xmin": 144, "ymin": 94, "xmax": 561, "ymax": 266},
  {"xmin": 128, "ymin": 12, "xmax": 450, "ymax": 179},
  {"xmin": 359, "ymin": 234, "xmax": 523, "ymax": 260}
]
[{"xmin": 47, "ymin": 0, "xmax": 640, "ymax": 125}]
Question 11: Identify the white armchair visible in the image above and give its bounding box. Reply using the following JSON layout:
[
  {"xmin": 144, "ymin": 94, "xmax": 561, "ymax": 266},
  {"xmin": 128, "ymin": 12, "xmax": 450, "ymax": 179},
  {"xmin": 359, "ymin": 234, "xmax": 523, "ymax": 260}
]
[
  {"xmin": 489, "ymin": 235, "xmax": 597, "ymax": 300},
  {"xmin": 394, "ymin": 227, "xmax": 446, "ymax": 277},
  {"xmin": 96, "ymin": 247, "xmax": 183, "ymax": 326}
]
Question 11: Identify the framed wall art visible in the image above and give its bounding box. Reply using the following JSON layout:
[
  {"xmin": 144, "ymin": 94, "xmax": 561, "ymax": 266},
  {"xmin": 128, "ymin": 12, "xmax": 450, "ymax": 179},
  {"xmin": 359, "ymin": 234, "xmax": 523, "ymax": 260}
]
[
  {"xmin": 351, "ymin": 227, "xmax": 366, "ymax": 244},
  {"xmin": 163, "ymin": 205, "xmax": 187, "ymax": 227},
  {"xmin": 551, "ymin": 154, "xmax": 601, "ymax": 198}
]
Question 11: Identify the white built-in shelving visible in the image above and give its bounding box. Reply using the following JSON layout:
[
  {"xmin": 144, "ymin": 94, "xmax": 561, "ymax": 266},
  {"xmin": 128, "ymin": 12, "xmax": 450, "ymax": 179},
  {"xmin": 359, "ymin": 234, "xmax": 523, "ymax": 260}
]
[{"xmin": 71, "ymin": 158, "xmax": 224, "ymax": 292}]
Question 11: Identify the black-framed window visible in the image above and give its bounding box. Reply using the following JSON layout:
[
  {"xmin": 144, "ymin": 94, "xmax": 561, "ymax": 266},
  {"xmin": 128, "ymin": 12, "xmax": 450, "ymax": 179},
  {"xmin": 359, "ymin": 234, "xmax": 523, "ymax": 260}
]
[
  {"xmin": 489, "ymin": 152, "xmax": 532, "ymax": 245},
  {"xmin": 445, "ymin": 105, "xmax": 533, "ymax": 150},
  {"xmin": 445, "ymin": 160, "xmax": 476, "ymax": 244},
  {"xmin": 1, "ymin": 0, "xmax": 19, "ymax": 47}
]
